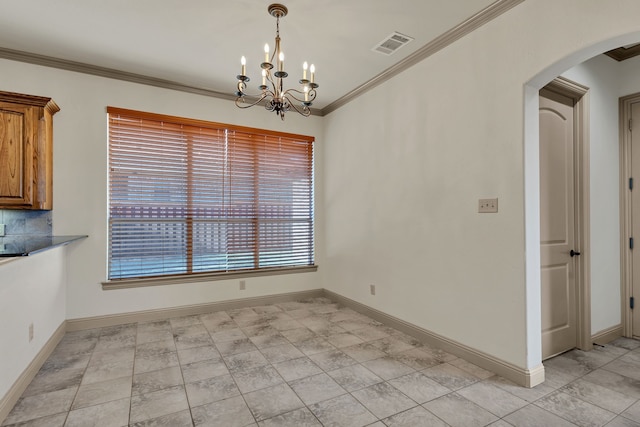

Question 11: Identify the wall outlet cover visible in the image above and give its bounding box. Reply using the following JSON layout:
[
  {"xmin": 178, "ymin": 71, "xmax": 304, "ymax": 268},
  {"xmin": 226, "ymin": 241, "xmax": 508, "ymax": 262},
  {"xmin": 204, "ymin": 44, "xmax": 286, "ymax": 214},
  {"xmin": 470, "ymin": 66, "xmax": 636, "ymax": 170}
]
[{"xmin": 478, "ymin": 198, "xmax": 498, "ymax": 213}]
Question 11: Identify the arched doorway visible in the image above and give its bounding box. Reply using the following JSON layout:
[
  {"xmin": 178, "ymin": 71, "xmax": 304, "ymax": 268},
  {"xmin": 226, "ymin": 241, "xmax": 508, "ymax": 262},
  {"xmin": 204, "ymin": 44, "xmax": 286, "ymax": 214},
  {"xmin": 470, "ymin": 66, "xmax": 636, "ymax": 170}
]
[{"xmin": 524, "ymin": 32, "xmax": 640, "ymax": 378}]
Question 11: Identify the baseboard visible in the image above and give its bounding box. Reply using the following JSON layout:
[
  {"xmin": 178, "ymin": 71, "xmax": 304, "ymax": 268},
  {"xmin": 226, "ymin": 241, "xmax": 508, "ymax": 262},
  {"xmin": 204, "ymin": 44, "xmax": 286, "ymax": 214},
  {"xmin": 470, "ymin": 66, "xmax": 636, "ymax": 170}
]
[
  {"xmin": 527, "ymin": 363, "xmax": 546, "ymax": 387},
  {"xmin": 66, "ymin": 289, "xmax": 325, "ymax": 331},
  {"xmin": 324, "ymin": 289, "xmax": 544, "ymax": 388},
  {"xmin": 0, "ymin": 321, "xmax": 66, "ymax": 425},
  {"xmin": 592, "ymin": 324, "xmax": 623, "ymax": 345}
]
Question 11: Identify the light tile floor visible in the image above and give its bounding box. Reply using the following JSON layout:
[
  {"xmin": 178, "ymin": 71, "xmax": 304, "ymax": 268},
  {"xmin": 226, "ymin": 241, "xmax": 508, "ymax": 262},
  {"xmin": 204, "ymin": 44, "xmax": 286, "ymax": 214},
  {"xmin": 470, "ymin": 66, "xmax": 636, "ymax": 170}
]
[{"xmin": 3, "ymin": 297, "xmax": 640, "ymax": 427}]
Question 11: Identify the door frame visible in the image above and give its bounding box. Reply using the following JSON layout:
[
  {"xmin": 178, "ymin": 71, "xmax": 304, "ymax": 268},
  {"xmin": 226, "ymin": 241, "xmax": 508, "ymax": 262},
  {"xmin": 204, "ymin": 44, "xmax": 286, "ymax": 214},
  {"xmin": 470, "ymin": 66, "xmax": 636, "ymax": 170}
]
[
  {"xmin": 541, "ymin": 76, "xmax": 592, "ymax": 352},
  {"xmin": 620, "ymin": 93, "xmax": 640, "ymax": 338}
]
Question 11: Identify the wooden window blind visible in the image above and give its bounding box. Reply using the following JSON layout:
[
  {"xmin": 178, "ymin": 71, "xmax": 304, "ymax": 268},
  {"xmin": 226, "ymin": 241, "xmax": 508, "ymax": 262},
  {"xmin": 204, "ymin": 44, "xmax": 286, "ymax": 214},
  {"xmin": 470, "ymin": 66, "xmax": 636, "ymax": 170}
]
[{"xmin": 107, "ymin": 107, "xmax": 314, "ymax": 280}]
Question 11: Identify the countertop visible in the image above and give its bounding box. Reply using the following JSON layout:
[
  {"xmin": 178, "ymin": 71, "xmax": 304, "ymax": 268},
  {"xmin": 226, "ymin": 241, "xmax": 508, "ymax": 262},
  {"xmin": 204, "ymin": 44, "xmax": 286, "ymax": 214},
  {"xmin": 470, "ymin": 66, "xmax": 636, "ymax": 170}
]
[{"xmin": 0, "ymin": 235, "xmax": 87, "ymax": 257}]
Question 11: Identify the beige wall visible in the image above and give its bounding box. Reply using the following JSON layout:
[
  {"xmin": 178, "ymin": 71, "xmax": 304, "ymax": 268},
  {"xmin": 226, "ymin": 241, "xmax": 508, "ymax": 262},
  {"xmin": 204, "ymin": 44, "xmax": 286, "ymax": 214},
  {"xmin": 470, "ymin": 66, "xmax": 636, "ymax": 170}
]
[{"xmin": 322, "ymin": 0, "xmax": 640, "ymax": 372}]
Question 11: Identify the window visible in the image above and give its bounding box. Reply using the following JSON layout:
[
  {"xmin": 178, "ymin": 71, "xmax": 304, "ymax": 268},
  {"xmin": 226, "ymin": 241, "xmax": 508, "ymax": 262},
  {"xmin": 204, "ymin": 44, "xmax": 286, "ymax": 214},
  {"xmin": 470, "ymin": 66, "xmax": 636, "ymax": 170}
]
[{"xmin": 107, "ymin": 107, "xmax": 314, "ymax": 281}]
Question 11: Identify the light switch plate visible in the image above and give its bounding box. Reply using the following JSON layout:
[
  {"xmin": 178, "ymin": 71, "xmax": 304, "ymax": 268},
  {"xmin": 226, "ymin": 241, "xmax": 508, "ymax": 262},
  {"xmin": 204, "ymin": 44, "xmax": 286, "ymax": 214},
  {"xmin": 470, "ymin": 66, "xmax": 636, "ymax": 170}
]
[
  {"xmin": 0, "ymin": 224, "xmax": 5, "ymax": 236},
  {"xmin": 478, "ymin": 198, "xmax": 498, "ymax": 213}
]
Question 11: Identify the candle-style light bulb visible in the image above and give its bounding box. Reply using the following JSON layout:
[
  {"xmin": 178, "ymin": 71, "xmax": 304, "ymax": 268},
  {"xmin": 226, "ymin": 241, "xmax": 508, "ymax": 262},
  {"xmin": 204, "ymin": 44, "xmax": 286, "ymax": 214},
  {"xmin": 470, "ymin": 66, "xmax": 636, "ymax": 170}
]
[
  {"xmin": 309, "ymin": 64, "xmax": 315, "ymax": 83},
  {"xmin": 264, "ymin": 44, "xmax": 270, "ymax": 63},
  {"xmin": 241, "ymin": 56, "xmax": 246, "ymax": 76},
  {"xmin": 262, "ymin": 69, "xmax": 267, "ymax": 86},
  {"xmin": 278, "ymin": 52, "xmax": 284, "ymax": 72},
  {"xmin": 303, "ymin": 62, "xmax": 308, "ymax": 80}
]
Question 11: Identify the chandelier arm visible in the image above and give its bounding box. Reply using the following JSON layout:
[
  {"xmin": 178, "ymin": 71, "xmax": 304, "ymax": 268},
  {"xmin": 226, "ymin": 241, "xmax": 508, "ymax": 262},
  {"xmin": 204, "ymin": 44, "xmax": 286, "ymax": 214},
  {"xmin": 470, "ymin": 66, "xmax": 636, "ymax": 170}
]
[
  {"xmin": 235, "ymin": 91, "xmax": 271, "ymax": 109},
  {"xmin": 286, "ymin": 102, "xmax": 311, "ymax": 117},
  {"xmin": 282, "ymin": 88, "xmax": 316, "ymax": 104},
  {"xmin": 282, "ymin": 94, "xmax": 311, "ymax": 117}
]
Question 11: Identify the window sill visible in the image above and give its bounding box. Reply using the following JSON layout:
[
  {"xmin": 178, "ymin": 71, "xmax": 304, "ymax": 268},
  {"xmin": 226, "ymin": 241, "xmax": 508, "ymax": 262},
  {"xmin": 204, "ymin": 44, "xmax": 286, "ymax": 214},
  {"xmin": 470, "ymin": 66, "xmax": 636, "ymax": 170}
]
[{"xmin": 102, "ymin": 265, "xmax": 318, "ymax": 290}]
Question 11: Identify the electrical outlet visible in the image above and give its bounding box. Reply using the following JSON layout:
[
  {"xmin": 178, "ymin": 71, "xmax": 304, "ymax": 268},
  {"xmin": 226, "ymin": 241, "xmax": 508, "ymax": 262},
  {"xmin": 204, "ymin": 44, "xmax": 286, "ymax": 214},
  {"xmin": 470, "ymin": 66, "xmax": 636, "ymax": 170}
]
[
  {"xmin": 370, "ymin": 284, "xmax": 376, "ymax": 295},
  {"xmin": 239, "ymin": 280, "xmax": 246, "ymax": 290},
  {"xmin": 478, "ymin": 198, "xmax": 498, "ymax": 213},
  {"xmin": 0, "ymin": 224, "xmax": 5, "ymax": 237},
  {"xmin": 28, "ymin": 323, "xmax": 34, "ymax": 342}
]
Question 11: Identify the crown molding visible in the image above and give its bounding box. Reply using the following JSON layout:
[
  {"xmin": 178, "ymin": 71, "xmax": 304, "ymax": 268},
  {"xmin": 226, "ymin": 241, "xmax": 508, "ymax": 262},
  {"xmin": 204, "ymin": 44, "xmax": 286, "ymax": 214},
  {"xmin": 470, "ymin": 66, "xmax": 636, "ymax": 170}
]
[
  {"xmin": 604, "ymin": 43, "xmax": 640, "ymax": 61},
  {"xmin": 0, "ymin": 46, "xmax": 238, "ymax": 101},
  {"xmin": 0, "ymin": 0, "xmax": 523, "ymax": 118},
  {"xmin": 321, "ymin": 0, "xmax": 525, "ymax": 115},
  {"xmin": 0, "ymin": 46, "xmax": 324, "ymax": 117}
]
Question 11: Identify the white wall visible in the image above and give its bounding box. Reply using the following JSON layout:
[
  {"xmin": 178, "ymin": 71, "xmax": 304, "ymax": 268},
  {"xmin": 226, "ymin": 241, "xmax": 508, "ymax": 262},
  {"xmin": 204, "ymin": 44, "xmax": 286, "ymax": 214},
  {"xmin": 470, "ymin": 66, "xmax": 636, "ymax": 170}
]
[
  {"xmin": 0, "ymin": 247, "xmax": 67, "ymax": 400},
  {"xmin": 620, "ymin": 55, "xmax": 640, "ymax": 94},
  {"xmin": 322, "ymin": 0, "xmax": 640, "ymax": 372},
  {"xmin": 0, "ymin": 59, "xmax": 325, "ymax": 321}
]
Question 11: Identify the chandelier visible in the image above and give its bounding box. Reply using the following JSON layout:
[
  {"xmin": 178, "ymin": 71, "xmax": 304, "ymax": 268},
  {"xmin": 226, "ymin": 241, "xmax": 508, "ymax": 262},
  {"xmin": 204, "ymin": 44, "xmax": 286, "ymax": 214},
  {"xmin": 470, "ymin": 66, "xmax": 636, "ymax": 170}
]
[{"xmin": 235, "ymin": 3, "xmax": 318, "ymax": 120}]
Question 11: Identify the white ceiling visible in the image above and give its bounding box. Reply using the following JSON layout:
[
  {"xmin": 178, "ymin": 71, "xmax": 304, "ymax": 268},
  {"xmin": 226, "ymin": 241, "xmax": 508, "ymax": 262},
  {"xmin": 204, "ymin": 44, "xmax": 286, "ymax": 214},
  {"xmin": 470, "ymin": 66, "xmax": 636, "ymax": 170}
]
[{"xmin": 0, "ymin": 0, "xmax": 513, "ymax": 112}]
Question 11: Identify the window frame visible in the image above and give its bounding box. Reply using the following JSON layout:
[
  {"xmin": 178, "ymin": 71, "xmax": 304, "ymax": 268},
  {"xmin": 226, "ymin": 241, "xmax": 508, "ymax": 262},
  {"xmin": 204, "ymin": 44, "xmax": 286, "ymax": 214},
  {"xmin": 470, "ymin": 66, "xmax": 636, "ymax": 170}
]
[{"xmin": 103, "ymin": 107, "xmax": 317, "ymax": 289}]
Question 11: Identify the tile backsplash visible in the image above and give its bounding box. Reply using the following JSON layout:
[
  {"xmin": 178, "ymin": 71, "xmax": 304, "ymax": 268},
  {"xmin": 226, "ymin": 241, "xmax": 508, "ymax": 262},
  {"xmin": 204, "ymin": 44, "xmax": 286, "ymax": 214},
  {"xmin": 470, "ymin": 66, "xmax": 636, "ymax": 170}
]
[{"xmin": 0, "ymin": 210, "xmax": 52, "ymax": 236}]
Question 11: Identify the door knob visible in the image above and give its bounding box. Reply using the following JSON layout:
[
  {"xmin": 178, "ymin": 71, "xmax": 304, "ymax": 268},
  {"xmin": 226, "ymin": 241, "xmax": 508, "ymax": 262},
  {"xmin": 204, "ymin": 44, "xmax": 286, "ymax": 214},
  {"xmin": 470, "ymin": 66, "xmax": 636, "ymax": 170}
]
[{"xmin": 570, "ymin": 249, "xmax": 581, "ymax": 257}]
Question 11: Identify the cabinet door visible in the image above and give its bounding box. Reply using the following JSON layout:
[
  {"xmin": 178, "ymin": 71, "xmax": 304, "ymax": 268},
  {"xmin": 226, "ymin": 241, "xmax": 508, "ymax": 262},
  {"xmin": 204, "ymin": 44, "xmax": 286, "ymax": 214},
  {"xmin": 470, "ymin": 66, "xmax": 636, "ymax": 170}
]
[{"xmin": 0, "ymin": 103, "xmax": 36, "ymax": 206}]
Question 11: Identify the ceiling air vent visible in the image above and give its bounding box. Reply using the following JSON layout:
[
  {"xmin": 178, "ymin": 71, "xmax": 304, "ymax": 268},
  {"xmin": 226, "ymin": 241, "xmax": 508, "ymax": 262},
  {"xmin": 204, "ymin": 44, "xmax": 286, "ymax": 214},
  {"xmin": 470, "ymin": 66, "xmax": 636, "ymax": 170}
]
[{"xmin": 372, "ymin": 31, "xmax": 414, "ymax": 55}]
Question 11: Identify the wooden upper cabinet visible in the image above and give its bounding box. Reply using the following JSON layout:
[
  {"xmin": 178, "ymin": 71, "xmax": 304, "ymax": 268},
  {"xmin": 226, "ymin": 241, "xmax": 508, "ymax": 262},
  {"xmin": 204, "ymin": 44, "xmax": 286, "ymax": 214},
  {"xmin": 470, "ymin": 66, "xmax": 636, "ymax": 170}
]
[{"xmin": 0, "ymin": 91, "xmax": 59, "ymax": 210}]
